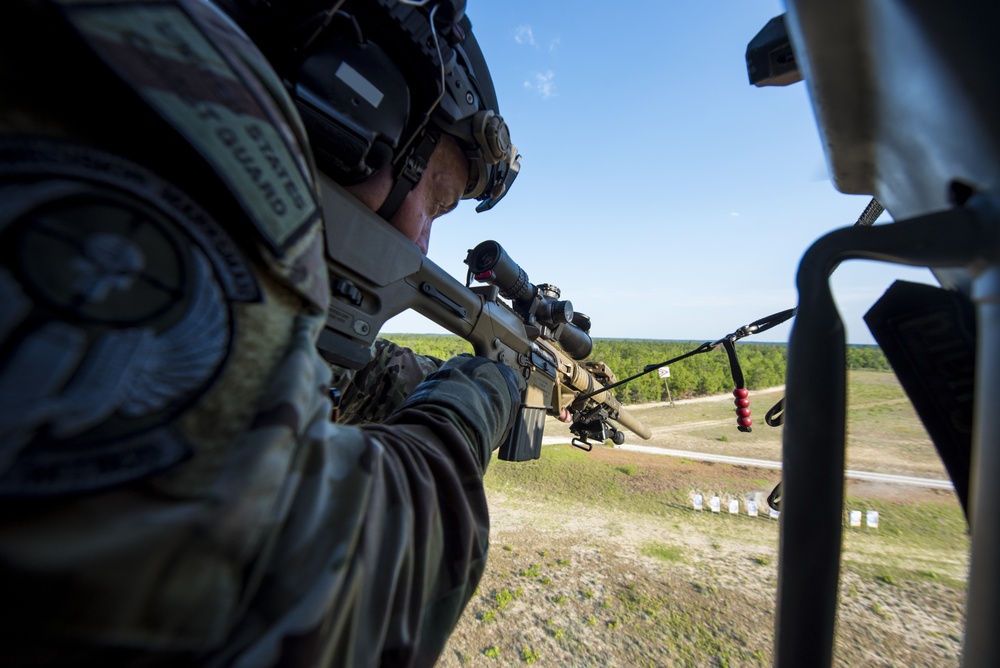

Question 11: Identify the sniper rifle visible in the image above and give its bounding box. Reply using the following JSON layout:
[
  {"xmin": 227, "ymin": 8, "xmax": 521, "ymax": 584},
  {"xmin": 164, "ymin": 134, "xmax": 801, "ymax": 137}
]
[{"xmin": 315, "ymin": 175, "xmax": 651, "ymax": 461}]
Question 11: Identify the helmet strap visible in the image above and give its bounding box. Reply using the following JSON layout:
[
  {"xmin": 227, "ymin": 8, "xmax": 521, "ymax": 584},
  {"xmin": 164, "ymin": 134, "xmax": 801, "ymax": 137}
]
[{"xmin": 376, "ymin": 130, "xmax": 439, "ymax": 221}]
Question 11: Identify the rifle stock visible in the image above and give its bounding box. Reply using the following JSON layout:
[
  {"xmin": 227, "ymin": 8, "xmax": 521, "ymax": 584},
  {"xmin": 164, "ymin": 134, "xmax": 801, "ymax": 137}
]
[{"xmin": 317, "ymin": 175, "xmax": 650, "ymax": 460}]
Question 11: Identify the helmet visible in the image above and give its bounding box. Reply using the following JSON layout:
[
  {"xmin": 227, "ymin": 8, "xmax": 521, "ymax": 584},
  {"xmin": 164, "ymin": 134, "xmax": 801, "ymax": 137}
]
[{"xmin": 214, "ymin": 0, "xmax": 519, "ymax": 217}]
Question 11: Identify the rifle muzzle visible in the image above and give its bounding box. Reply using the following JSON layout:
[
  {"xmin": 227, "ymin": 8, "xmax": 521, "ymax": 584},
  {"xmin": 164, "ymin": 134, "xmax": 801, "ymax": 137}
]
[{"xmin": 613, "ymin": 405, "xmax": 653, "ymax": 440}]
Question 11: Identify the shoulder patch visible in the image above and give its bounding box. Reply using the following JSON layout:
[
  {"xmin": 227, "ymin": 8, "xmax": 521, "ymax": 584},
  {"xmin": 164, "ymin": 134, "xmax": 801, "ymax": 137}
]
[
  {"xmin": 55, "ymin": 0, "xmax": 321, "ymax": 255},
  {"xmin": 0, "ymin": 138, "xmax": 257, "ymax": 495}
]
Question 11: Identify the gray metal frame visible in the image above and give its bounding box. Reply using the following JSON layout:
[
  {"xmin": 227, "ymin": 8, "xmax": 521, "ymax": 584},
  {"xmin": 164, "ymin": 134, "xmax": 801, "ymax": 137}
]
[{"xmin": 776, "ymin": 1, "xmax": 1000, "ymax": 665}]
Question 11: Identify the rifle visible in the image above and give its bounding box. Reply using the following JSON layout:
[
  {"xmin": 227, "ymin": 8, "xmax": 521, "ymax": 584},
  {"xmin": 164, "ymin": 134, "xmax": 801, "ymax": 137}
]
[{"xmin": 315, "ymin": 175, "xmax": 652, "ymax": 461}]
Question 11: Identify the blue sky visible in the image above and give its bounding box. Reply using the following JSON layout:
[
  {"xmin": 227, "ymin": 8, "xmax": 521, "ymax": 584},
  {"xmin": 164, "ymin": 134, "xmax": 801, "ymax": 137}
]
[{"xmin": 384, "ymin": 0, "xmax": 936, "ymax": 345}]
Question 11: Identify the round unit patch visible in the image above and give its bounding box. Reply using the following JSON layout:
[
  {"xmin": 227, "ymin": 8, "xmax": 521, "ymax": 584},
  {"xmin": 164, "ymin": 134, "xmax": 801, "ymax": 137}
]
[{"xmin": 0, "ymin": 138, "xmax": 259, "ymax": 495}]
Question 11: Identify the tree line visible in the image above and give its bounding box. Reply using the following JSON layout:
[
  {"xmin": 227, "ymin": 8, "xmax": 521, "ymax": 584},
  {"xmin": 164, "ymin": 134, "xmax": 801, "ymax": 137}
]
[{"xmin": 381, "ymin": 334, "xmax": 889, "ymax": 405}]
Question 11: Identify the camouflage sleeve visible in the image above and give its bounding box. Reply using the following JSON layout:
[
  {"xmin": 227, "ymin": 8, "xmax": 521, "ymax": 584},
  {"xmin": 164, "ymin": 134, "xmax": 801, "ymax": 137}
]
[
  {"xmin": 212, "ymin": 315, "xmax": 496, "ymax": 668},
  {"xmin": 331, "ymin": 338, "xmax": 445, "ymax": 425}
]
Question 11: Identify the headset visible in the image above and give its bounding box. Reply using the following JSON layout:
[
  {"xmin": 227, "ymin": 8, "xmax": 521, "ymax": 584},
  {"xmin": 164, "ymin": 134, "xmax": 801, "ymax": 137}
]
[{"xmin": 215, "ymin": 0, "xmax": 519, "ymax": 218}]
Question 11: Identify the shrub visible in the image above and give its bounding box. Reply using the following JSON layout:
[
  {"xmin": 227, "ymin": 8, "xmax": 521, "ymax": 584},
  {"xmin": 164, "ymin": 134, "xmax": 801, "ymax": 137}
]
[
  {"xmin": 495, "ymin": 588, "xmax": 514, "ymax": 610},
  {"xmin": 520, "ymin": 564, "xmax": 542, "ymax": 578}
]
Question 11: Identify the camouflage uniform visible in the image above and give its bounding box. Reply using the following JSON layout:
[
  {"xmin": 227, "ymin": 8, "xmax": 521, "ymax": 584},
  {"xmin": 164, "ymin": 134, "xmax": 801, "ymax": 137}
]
[
  {"xmin": 330, "ymin": 340, "xmax": 445, "ymax": 426},
  {"xmin": 0, "ymin": 1, "xmax": 521, "ymax": 666}
]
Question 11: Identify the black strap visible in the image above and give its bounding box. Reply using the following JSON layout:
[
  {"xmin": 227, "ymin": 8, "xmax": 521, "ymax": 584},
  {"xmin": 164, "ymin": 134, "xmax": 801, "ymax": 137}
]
[
  {"xmin": 739, "ymin": 308, "xmax": 797, "ymax": 337},
  {"xmin": 376, "ymin": 130, "xmax": 439, "ymax": 221},
  {"xmin": 722, "ymin": 337, "xmax": 745, "ymax": 389},
  {"xmin": 577, "ymin": 307, "xmax": 796, "ymax": 402},
  {"xmin": 765, "ymin": 397, "xmax": 785, "ymax": 426},
  {"xmin": 767, "ymin": 481, "xmax": 782, "ymax": 511}
]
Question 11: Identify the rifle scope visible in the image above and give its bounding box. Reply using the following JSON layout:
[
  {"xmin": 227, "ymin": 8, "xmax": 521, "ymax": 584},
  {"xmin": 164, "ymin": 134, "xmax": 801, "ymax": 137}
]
[{"xmin": 465, "ymin": 240, "xmax": 593, "ymax": 360}]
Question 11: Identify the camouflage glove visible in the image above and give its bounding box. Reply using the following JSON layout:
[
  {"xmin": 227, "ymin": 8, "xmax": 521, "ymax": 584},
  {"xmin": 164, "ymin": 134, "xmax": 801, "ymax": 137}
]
[
  {"xmin": 386, "ymin": 354, "xmax": 525, "ymax": 464},
  {"xmin": 330, "ymin": 339, "xmax": 445, "ymax": 425}
]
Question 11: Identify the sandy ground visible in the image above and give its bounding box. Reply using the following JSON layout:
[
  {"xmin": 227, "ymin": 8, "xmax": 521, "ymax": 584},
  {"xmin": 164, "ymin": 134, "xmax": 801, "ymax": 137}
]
[{"xmin": 438, "ymin": 446, "xmax": 967, "ymax": 667}]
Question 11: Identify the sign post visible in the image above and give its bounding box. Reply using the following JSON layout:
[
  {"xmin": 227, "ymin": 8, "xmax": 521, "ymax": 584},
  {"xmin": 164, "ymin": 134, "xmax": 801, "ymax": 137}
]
[{"xmin": 657, "ymin": 366, "xmax": 674, "ymax": 406}]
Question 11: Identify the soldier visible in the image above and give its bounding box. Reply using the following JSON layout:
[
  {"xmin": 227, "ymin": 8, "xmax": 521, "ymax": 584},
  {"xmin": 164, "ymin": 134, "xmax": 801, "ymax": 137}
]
[
  {"xmin": 0, "ymin": 0, "xmax": 522, "ymax": 666},
  {"xmin": 221, "ymin": 0, "xmax": 520, "ymax": 427}
]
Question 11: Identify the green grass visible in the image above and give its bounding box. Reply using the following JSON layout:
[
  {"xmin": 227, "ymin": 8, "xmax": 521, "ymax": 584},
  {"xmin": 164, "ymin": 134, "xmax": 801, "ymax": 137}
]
[
  {"xmin": 843, "ymin": 559, "xmax": 967, "ymax": 590},
  {"xmin": 609, "ymin": 582, "xmax": 768, "ymax": 664},
  {"xmin": 519, "ymin": 563, "xmax": 541, "ymax": 578},
  {"xmin": 641, "ymin": 542, "xmax": 685, "ymax": 562},
  {"xmin": 489, "ymin": 446, "xmax": 601, "ymax": 488},
  {"xmin": 494, "ymin": 588, "xmax": 515, "ymax": 610},
  {"xmin": 486, "ymin": 445, "xmax": 668, "ymax": 513},
  {"xmin": 846, "ymin": 369, "xmax": 909, "ymax": 403},
  {"xmin": 483, "ymin": 445, "xmax": 752, "ymax": 516},
  {"xmin": 842, "ymin": 496, "xmax": 968, "ymax": 552},
  {"xmin": 487, "ymin": 444, "xmax": 965, "ymax": 545},
  {"xmin": 483, "ymin": 441, "xmax": 969, "ymax": 592}
]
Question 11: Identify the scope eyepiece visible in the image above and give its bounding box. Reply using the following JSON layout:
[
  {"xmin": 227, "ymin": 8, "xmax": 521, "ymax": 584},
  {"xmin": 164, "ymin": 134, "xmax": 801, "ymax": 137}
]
[{"xmin": 466, "ymin": 240, "xmax": 532, "ymax": 303}]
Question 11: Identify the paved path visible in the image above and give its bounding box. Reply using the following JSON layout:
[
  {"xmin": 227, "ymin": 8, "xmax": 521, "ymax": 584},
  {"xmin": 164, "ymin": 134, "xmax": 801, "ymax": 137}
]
[
  {"xmin": 612, "ymin": 444, "xmax": 954, "ymax": 490},
  {"xmin": 540, "ymin": 437, "xmax": 953, "ymax": 491},
  {"xmin": 545, "ymin": 385, "xmax": 954, "ymax": 491}
]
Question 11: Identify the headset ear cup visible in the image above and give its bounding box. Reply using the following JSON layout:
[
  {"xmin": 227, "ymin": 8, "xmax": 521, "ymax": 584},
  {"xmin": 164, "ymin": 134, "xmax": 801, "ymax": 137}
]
[
  {"xmin": 297, "ymin": 101, "xmax": 391, "ymax": 184},
  {"xmin": 292, "ymin": 34, "xmax": 411, "ymax": 183},
  {"xmin": 297, "ymin": 99, "xmax": 370, "ymax": 180}
]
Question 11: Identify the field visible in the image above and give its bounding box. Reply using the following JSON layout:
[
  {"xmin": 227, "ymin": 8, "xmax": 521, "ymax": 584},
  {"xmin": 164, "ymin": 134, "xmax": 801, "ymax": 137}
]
[{"xmin": 437, "ymin": 370, "xmax": 969, "ymax": 667}]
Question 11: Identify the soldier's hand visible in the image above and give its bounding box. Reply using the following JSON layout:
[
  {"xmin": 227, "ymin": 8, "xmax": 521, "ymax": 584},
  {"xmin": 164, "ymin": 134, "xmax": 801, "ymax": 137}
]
[{"xmin": 388, "ymin": 354, "xmax": 525, "ymax": 455}]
